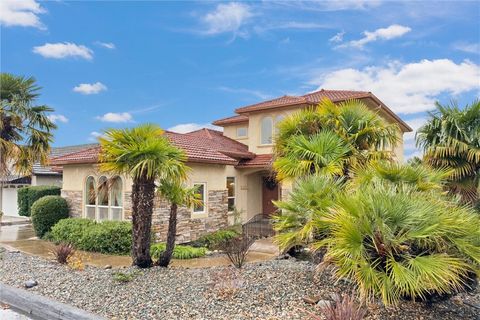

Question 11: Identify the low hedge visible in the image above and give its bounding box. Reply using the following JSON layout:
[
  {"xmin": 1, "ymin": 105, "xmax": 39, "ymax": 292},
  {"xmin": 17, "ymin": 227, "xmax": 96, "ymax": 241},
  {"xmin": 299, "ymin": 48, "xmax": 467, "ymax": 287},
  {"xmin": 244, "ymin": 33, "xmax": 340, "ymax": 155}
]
[
  {"xmin": 192, "ymin": 228, "xmax": 240, "ymax": 249},
  {"xmin": 50, "ymin": 218, "xmax": 132, "ymax": 255},
  {"xmin": 150, "ymin": 243, "xmax": 206, "ymax": 260},
  {"xmin": 31, "ymin": 196, "xmax": 69, "ymax": 237},
  {"xmin": 18, "ymin": 185, "xmax": 61, "ymax": 217}
]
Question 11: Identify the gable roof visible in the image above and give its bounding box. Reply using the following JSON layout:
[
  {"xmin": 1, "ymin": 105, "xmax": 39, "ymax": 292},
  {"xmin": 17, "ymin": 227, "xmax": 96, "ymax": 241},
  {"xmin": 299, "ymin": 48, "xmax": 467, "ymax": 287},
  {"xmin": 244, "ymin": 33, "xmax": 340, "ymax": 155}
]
[
  {"xmin": 50, "ymin": 129, "xmax": 254, "ymax": 166},
  {"xmin": 212, "ymin": 114, "xmax": 249, "ymax": 126},
  {"xmin": 214, "ymin": 89, "xmax": 412, "ymax": 132}
]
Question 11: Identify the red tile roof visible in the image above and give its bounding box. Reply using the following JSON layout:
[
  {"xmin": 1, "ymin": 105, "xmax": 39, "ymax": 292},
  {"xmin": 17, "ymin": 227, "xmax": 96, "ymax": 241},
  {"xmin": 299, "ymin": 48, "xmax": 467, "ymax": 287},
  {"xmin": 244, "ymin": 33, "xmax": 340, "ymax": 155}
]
[
  {"xmin": 212, "ymin": 114, "xmax": 249, "ymax": 126},
  {"xmin": 214, "ymin": 89, "xmax": 411, "ymax": 132},
  {"xmin": 236, "ymin": 154, "xmax": 273, "ymax": 168},
  {"xmin": 50, "ymin": 129, "xmax": 255, "ymax": 166}
]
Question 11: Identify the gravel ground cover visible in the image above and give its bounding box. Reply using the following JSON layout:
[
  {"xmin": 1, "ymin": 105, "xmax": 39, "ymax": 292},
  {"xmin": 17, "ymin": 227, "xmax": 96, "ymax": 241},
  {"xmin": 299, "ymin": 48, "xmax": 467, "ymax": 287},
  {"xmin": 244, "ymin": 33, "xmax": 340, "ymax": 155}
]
[{"xmin": 0, "ymin": 250, "xmax": 478, "ymax": 320}]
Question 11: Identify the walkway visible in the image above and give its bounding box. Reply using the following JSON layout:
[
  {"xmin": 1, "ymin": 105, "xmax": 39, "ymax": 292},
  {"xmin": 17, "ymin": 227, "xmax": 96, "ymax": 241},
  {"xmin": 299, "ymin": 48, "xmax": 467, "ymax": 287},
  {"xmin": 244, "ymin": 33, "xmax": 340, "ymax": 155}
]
[{"xmin": 0, "ymin": 224, "xmax": 279, "ymax": 268}]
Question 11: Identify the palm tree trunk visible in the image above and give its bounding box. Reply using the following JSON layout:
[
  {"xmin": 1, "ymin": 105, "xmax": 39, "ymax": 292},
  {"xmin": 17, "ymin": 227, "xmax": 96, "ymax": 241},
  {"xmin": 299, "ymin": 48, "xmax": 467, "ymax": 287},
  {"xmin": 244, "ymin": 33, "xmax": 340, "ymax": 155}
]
[
  {"xmin": 131, "ymin": 175, "xmax": 155, "ymax": 268},
  {"xmin": 158, "ymin": 203, "xmax": 178, "ymax": 267}
]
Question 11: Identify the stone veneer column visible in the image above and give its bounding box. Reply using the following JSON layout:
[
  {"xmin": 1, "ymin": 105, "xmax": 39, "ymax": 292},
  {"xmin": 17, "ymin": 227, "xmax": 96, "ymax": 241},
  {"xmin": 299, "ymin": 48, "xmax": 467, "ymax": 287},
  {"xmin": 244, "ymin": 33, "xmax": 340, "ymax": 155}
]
[{"xmin": 61, "ymin": 190, "xmax": 83, "ymax": 218}]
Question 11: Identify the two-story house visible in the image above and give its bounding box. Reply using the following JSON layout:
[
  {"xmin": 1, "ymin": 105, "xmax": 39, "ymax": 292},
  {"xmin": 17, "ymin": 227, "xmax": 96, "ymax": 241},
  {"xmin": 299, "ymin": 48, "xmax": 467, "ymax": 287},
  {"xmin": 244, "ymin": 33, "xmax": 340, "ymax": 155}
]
[{"xmin": 50, "ymin": 89, "xmax": 412, "ymax": 243}]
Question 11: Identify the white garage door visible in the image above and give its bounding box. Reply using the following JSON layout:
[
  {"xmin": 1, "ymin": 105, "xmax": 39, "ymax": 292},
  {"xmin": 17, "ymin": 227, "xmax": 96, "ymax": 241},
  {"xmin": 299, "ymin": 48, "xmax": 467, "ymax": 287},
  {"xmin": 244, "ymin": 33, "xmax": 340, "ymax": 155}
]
[{"xmin": 1, "ymin": 186, "xmax": 20, "ymax": 217}]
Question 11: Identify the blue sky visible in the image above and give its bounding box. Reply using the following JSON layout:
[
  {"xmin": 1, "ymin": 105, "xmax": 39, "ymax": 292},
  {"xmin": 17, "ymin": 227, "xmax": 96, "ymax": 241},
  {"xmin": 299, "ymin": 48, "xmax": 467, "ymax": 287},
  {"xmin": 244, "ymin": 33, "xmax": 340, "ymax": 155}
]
[{"xmin": 1, "ymin": 0, "xmax": 479, "ymax": 159}]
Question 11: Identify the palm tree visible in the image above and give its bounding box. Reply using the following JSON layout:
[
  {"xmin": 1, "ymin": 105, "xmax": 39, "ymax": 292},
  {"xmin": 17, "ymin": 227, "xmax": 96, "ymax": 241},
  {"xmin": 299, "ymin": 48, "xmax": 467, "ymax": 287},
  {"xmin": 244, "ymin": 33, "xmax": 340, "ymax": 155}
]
[
  {"xmin": 98, "ymin": 124, "xmax": 187, "ymax": 268},
  {"xmin": 155, "ymin": 180, "xmax": 201, "ymax": 267},
  {"xmin": 0, "ymin": 73, "xmax": 56, "ymax": 177},
  {"xmin": 274, "ymin": 99, "xmax": 400, "ymax": 179},
  {"xmin": 416, "ymin": 100, "xmax": 480, "ymax": 206}
]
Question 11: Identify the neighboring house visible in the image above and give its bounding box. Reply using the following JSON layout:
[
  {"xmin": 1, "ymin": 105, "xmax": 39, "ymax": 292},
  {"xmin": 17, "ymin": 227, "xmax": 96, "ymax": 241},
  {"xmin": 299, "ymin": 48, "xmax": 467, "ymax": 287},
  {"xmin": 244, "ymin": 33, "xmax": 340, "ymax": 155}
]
[
  {"xmin": 0, "ymin": 144, "xmax": 97, "ymax": 216},
  {"xmin": 50, "ymin": 90, "xmax": 412, "ymax": 243}
]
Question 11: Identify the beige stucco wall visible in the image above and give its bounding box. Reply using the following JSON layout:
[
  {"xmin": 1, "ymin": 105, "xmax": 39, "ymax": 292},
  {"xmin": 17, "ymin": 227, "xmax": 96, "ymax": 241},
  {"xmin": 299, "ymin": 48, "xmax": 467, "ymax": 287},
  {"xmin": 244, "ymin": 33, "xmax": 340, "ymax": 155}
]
[
  {"xmin": 223, "ymin": 124, "xmax": 249, "ymax": 144},
  {"xmin": 31, "ymin": 174, "xmax": 63, "ymax": 187}
]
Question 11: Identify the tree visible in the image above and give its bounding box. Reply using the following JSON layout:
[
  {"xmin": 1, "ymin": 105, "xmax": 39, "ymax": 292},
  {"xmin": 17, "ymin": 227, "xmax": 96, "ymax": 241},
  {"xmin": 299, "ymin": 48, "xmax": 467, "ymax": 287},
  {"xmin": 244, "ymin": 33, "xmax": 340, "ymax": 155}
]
[
  {"xmin": 416, "ymin": 100, "xmax": 480, "ymax": 206},
  {"xmin": 155, "ymin": 181, "xmax": 200, "ymax": 267},
  {"xmin": 98, "ymin": 124, "xmax": 187, "ymax": 268},
  {"xmin": 0, "ymin": 73, "xmax": 56, "ymax": 177},
  {"xmin": 274, "ymin": 98, "xmax": 400, "ymax": 180}
]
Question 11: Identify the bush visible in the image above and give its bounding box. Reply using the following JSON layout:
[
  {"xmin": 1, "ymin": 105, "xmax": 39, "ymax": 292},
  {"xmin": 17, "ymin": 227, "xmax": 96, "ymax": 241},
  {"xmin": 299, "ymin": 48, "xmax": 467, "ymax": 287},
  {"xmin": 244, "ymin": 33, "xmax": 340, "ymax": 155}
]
[
  {"xmin": 31, "ymin": 195, "xmax": 69, "ymax": 237},
  {"xmin": 217, "ymin": 235, "xmax": 255, "ymax": 268},
  {"xmin": 18, "ymin": 185, "xmax": 61, "ymax": 217},
  {"xmin": 50, "ymin": 243, "xmax": 75, "ymax": 264},
  {"xmin": 150, "ymin": 243, "xmax": 206, "ymax": 260},
  {"xmin": 50, "ymin": 218, "xmax": 132, "ymax": 255},
  {"xmin": 193, "ymin": 229, "xmax": 240, "ymax": 249}
]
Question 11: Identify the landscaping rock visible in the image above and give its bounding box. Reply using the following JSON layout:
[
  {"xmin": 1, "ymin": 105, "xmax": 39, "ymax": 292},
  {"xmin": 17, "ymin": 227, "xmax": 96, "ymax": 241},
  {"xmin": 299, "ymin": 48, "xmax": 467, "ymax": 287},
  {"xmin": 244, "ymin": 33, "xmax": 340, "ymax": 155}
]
[
  {"xmin": 104, "ymin": 265, "xmax": 112, "ymax": 270},
  {"xmin": 317, "ymin": 299, "xmax": 331, "ymax": 308},
  {"xmin": 24, "ymin": 280, "xmax": 37, "ymax": 288},
  {"xmin": 303, "ymin": 295, "xmax": 321, "ymax": 305}
]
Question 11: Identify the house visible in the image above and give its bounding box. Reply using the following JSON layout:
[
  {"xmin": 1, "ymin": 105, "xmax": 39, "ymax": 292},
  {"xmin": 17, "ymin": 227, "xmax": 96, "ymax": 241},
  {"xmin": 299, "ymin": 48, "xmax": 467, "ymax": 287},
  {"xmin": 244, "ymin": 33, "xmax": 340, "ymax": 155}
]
[
  {"xmin": 0, "ymin": 144, "xmax": 97, "ymax": 217},
  {"xmin": 50, "ymin": 90, "xmax": 412, "ymax": 243}
]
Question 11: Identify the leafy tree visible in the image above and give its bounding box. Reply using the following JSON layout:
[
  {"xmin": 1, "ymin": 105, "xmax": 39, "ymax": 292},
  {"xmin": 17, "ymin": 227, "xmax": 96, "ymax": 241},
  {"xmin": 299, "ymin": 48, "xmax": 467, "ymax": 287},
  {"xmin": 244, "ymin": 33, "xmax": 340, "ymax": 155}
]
[
  {"xmin": 155, "ymin": 180, "xmax": 201, "ymax": 267},
  {"xmin": 0, "ymin": 73, "xmax": 56, "ymax": 177},
  {"xmin": 274, "ymin": 99, "xmax": 399, "ymax": 180},
  {"xmin": 416, "ymin": 100, "xmax": 480, "ymax": 206},
  {"xmin": 98, "ymin": 124, "xmax": 187, "ymax": 268}
]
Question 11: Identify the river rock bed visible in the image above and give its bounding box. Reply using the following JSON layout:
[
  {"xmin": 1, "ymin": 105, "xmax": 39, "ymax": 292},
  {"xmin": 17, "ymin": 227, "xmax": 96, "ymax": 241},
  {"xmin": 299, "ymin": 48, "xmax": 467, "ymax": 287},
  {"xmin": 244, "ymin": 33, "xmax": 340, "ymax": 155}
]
[{"xmin": 0, "ymin": 250, "xmax": 478, "ymax": 320}]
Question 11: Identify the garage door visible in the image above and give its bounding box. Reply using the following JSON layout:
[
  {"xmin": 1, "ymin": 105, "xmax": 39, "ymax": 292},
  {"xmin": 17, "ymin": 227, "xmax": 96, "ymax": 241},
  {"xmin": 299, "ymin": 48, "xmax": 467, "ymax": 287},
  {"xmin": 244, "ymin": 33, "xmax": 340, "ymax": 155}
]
[{"xmin": 1, "ymin": 186, "xmax": 20, "ymax": 217}]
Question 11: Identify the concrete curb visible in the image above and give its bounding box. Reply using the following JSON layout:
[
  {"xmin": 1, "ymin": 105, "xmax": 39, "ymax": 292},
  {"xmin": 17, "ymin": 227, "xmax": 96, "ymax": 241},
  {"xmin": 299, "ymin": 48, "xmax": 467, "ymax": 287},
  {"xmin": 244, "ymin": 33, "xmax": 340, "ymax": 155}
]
[{"xmin": 0, "ymin": 282, "xmax": 106, "ymax": 320}]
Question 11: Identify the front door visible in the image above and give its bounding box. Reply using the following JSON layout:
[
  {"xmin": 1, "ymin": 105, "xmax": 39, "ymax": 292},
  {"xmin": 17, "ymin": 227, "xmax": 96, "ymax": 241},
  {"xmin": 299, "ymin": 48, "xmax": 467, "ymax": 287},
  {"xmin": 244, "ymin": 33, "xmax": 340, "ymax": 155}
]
[{"xmin": 262, "ymin": 176, "xmax": 279, "ymax": 215}]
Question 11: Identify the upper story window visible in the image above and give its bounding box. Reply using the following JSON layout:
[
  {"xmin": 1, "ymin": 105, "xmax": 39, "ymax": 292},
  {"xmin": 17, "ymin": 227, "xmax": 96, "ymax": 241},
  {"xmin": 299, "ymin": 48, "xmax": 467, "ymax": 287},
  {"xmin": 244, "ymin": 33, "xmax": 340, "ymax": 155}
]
[
  {"xmin": 261, "ymin": 116, "xmax": 273, "ymax": 145},
  {"xmin": 275, "ymin": 115, "xmax": 285, "ymax": 135},
  {"xmin": 193, "ymin": 183, "xmax": 206, "ymax": 214},
  {"xmin": 236, "ymin": 127, "xmax": 248, "ymax": 138},
  {"xmin": 84, "ymin": 175, "xmax": 123, "ymax": 221}
]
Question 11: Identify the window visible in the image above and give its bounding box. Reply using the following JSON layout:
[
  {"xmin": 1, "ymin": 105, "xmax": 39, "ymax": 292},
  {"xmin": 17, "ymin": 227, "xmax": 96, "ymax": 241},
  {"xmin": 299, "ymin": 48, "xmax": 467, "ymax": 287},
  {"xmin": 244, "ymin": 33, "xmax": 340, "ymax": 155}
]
[
  {"xmin": 84, "ymin": 175, "xmax": 123, "ymax": 221},
  {"xmin": 261, "ymin": 116, "xmax": 273, "ymax": 144},
  {"xmin": 85, "ymin": 176, "xmax": 96, "ymax": 219},
  {"xmin": 236, "ymin": 127, "xmax": 248, "ymax": 138},
  {"xmin": 193, "ymin": 183, "xmax": 206, "ymax": 213},
  {"xmin": 226, "ymin": 177, "xmax": 235, "ymax": 212},
  {"xmin": 275, "ymin": 115, "xmax": 285, "ymax": 135}
]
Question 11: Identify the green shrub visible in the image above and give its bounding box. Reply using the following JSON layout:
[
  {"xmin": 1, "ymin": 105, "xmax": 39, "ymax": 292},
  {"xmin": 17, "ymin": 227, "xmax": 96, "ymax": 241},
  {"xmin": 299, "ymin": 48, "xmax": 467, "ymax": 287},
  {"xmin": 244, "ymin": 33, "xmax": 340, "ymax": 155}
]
[
  {"xmin": 193, "ymin": 229, "xmax": 240, "ymax": 249},
  {"xmin": 150, "ymin": 243, "xmax": 206, "ymax": 260},
  {"xmin": 50, "ymin": 218, "xmax": 132, "ymax": 255},
  {"xmin": 18, "ymin": 185, "xmax": 61, "ymax": 217},
  {"xmin": 31, "ymin": 196, "xmax": 69, "ymax": 237}
]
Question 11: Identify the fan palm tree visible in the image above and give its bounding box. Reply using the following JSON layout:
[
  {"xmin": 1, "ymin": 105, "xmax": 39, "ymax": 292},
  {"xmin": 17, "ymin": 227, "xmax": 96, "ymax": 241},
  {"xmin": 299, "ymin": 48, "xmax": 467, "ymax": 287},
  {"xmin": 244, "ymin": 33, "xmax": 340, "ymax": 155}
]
[
  {"xmin": 416, "ymin": 100, "xmax": 480, "ymax": 205},
  {"xmin": 98, "ymin": 124, "xmax": 187, "ymax": 268},
  {"xmin": 155, "ymin": 180, "xmax": 201, "ymax": 267},
  {"xmin": 274, "ymin": 99, "xmax": 400, "ymax": 179},
  {"xmin": 0, "ymin": 73, "xmax": 56, "ymax": 177}
]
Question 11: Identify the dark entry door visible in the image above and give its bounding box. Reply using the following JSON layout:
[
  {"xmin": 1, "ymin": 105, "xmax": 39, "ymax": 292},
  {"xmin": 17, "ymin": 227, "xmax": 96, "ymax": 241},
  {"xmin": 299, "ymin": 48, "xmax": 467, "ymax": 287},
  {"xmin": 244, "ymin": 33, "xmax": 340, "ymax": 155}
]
[{"xmin": 262, "ymin": 176, "xmax": 279, "ymax": 215}]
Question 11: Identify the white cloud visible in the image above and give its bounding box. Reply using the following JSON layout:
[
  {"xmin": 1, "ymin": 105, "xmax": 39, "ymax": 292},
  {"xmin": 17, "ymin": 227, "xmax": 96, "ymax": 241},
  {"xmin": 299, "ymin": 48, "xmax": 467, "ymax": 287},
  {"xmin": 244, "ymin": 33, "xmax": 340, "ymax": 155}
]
[
  {"xmin": 96, "ymin": 42, "xmax": 116, "ymax": 49},
  {"xmin": 218, "ymin": 86, "xmax": 272, "ymax": 100},
  {"xmin": 168, "ymin": 123, "xmax": 222, "ymax": 134},
  {"xmin": 202, "ymin": 2, "xmax": 253, "ymax": 36},
  {"xmin": 313, "ymin": 59, "xmax": 480, "ymax": 114},
  {"xmin": 88, "ymin": 131, "xmax": 105, "ymax": 142},
  {"xmin": 33, "ymin": 42, "xmax": 94, "ymax": 60},
  {"xmin": 277, "ymin": 0, "xmax": 382, "ymax": 12},
  {"xmin": 0, "ymin": 0, "xmax": 46, "ymax": 29},
  {"xmin": 403, "ymin": 116, "xmax": 428, "ymax": 151},
  {"xmin": 47, "ymin": 114, "xmax": 69, "ymax": 124},
  {"xmin": 342, "ymin": 24, "xmax": 411, "ymax": 48},
  {"xmin": 453, "ymin": 42, "xmax": 480, "ymax": 54},
  {"xmin": 329, "ymin": 31, "xmax": 345, "ymax": 43},
  {"xmin": 73, "ymin": 82, "xmax": 107, "ymax": 95},
  {"xmin": 96, "ymin": 112, "xmax": 133, "ymax": 123}
]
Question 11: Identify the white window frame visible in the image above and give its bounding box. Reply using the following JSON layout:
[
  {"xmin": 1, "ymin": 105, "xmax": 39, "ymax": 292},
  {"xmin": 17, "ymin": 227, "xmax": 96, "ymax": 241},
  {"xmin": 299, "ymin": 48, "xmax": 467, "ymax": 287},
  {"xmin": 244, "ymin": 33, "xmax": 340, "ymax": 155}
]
[
  {"xmin": 192, "ymin": 182, "xmax": 207, "ymax": 214},
  {"xmin": 236, "ymin": 127, "xmax": 248, "ymax": 138},
  {"xmin": 84, "ymin": 175, "xmax": 124, "ymax": 221},
  {"xmin": 226, "ymin": 177, "xmax": 235, "ymax": 212}
]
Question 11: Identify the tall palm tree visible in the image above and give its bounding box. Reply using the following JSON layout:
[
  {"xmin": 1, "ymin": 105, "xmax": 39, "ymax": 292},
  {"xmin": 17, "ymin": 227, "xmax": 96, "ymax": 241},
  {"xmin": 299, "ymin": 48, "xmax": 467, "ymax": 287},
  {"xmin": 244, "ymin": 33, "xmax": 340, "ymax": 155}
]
[
  {"xmin": 416, "ymin": 100, "xmax": 480, "ymax": 205},
  {"xmin": 0, "ymin": 73, "xmax": 56, "ymax": 177},
  {"xmin": 98, "ymin": 124, "xmax": 187, "ymax": 268},
  {"xmin": 274, "ymin": 98, "xmax": 400, "ymax": 179},
  {"xmin": 155, "ymin": 180, "xmax": 201, "ymax": 267}
]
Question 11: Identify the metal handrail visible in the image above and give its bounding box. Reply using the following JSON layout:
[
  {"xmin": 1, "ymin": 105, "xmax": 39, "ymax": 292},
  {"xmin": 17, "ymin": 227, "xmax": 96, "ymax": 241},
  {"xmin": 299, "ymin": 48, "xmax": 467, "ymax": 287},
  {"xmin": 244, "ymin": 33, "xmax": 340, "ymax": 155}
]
[{"xmin": 242, "ymin": 213, "xmax": 275, "ymax": 239}]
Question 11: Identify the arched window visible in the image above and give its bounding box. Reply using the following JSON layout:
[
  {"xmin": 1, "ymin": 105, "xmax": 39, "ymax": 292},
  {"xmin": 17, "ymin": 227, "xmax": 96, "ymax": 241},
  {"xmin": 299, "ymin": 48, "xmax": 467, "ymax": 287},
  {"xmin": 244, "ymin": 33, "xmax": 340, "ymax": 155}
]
[
  {"xmin": 85, "ymin": 176, "xmax": 96, "ymax": 219},
  {"xmin": 97, "ymin": 176, "xmax": 109, "ymax": 221},
  {"xmin": 110, "ymin": 176, "xmax": 123, "ymax": 221},
  {"xmin": 261, "ymin": 116, "xmax": 273, "ymax": 145}
]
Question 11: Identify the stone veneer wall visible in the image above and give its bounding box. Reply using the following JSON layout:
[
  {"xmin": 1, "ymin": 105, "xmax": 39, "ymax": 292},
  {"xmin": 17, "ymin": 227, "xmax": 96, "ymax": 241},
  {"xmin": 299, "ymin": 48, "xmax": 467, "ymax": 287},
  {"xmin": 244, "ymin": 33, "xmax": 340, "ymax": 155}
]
[
  {"xmin": 62, "ymin": 189, "xmax": 228, "ymax": 244},
  {"xmin": 61, "ymin": 190, "xmax": 83, "ymax": 218}
]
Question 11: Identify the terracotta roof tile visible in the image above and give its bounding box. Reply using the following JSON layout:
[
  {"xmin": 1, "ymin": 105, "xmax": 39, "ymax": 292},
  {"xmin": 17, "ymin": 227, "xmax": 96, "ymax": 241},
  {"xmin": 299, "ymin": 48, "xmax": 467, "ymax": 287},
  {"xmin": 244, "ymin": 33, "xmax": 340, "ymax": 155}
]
[
  {"xmin": 236, "ymin": 154, "xmax": 273, "ymax": 168},
  {"xmin": 212, "ymin": 114, "xmax": 249, "ymax": 126}
]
